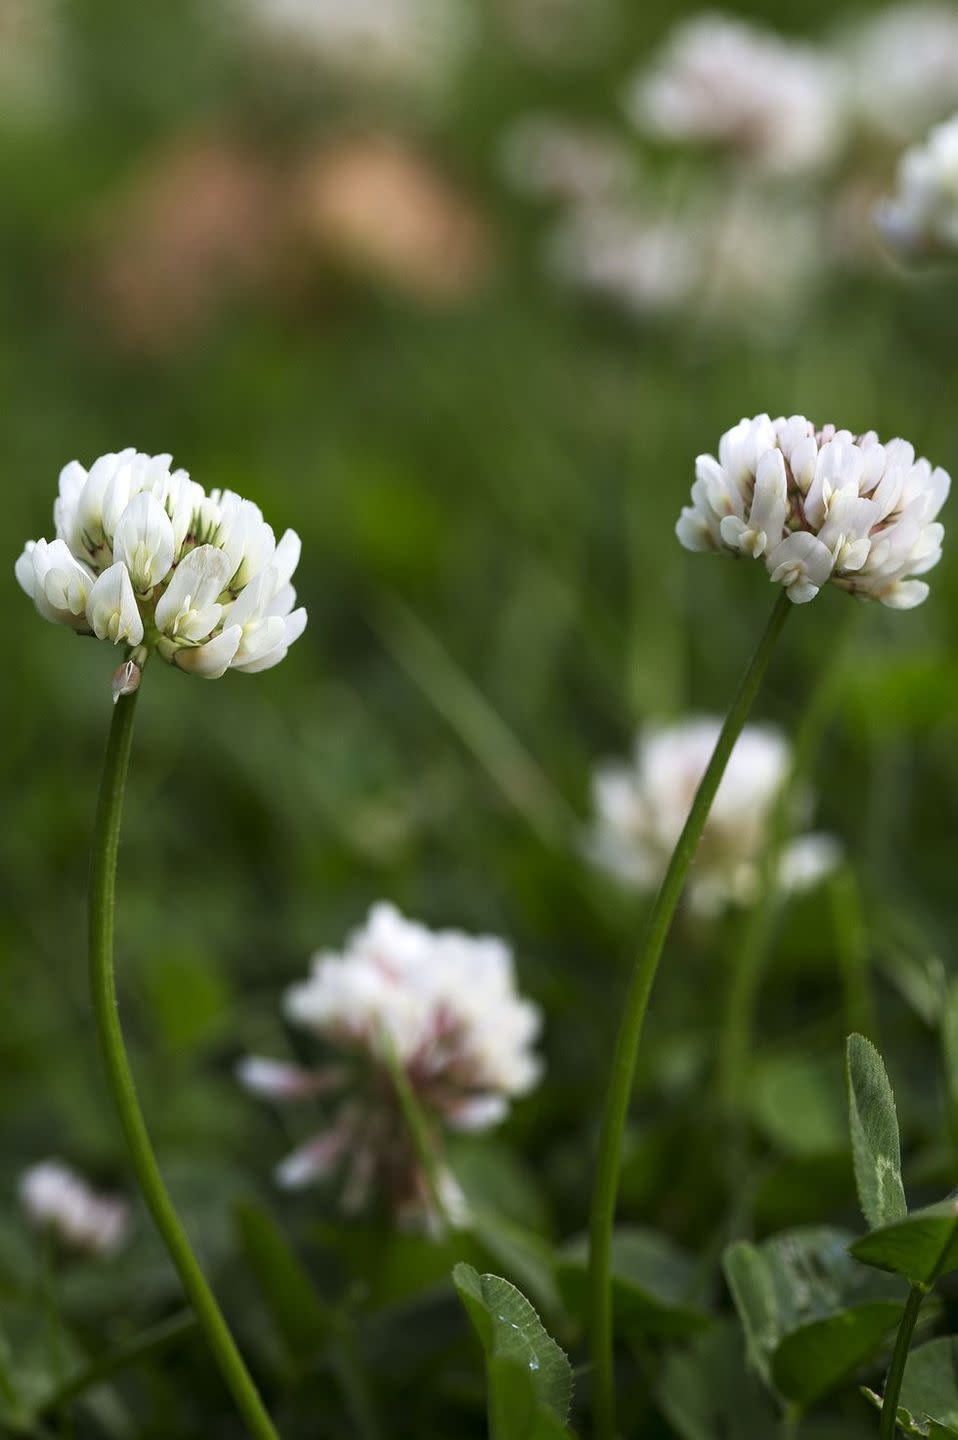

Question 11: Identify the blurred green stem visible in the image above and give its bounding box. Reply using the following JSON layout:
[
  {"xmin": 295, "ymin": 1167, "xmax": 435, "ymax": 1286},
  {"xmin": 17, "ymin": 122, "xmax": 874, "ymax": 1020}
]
[
  {"xmin": 717, "ymin": 607, "xmax": 859, "ymax": 1114},
  {"xmin": 829, "ymin": 867, "xmax": 879, "ymax": 1041},
  {"xmin": 880, "ymin": 1285, "xmax": 925, "ymax": 1440},
  {"xmin": 380, "ymin": 1029, "xmax": 450, "ymax": 1226},
  {"xmin": 88, "ymin": 689, "xmax": 280, "ymax": 1440},
  {"xmin": 588, "ymin": 590, "xmax": 791, "ymax": 1440}
]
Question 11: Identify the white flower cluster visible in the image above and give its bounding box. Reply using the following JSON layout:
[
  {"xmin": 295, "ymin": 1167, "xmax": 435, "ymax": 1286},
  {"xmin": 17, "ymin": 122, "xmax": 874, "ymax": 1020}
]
[
  {"xmin": 589, "ymin": 720, "xmax": 839, "ymax": 917},
  {"xmin": 676, "ymin": 415, "xmax": 949, "ymax": 608},
  {"xmin": 626, "ymin": 13, "xmax": 843, "ymax": 176},
  {"xmin": 877, "ymin": 113, "xmax": 958, "ymax": 256},
  {"xmin": 843, "ymin": 4, "xmax": 958, "ymax": 146},
  {"xmin": 16, "ymin": 449, "xmax": 306, "ymax": 679},
  {"xmin": 19, "ymin": 1161, "xmax": 129, "ymax": 1257},
  {"xmin": 239, "ymin": 903, "xmax": 542, "ymax": 1216}
]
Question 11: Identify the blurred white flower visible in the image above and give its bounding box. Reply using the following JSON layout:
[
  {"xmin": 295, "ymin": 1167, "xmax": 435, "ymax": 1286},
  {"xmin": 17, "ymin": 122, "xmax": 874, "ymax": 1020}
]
[
  {"xmin": 676, "ymin": 414, "xmax": 949, "ymax": 608},
  {"xmin": 0, "ymin": 0, "xmax": 66, "ymax": 129},
  {"xmin": 548, "ymin": 188, "xmax": 822, "ymax": 325},
  {"xmin": 499, "ymin": 115, "xmax": 634, "ymax": 204},
  {"xmin": 19, "ymin": 1161, "xmax": 129, "ymax": 1257},
  {"xmin": 626, "ymin": 12, "xmax": 844, "ymax": 175},
  {"xmin": 876, "ymin": 113, "xmax": 958, "ymax": 256},
  {"xmin": 549, "ymin": 202, "xmax": 699, "ymax": 316},
  {"xmin": 841, "ymin": 4, "xmax": 958, "ymax": 146},
  {"xmin": 589, "ymin": 719, "xmax": 838, "ymax": 916},
  {"xmin": 239, "ymin": 0, "xmax": 472, "ymax": 95},
  {"xmin": 16, "ymin": 449, "xmax": 305, "ymax": 681},
  {"xmin": 238, "ymin": 903, "xmax": 542, "ymax": 1222}
]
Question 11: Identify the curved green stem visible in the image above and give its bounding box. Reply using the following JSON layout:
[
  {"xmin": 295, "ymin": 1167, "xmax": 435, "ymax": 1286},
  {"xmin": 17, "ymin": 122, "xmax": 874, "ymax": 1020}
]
[
  {"xmin": 89, "ymin": 689, "xmax": 279, "ymax": 1440},
  {"xmin": 588, "ymin": 591, "xmax": 792, "ymax": 1440},
  {"xmin": 880, "ymin": 1285, "xmax": 925, "ymax": 1440}
]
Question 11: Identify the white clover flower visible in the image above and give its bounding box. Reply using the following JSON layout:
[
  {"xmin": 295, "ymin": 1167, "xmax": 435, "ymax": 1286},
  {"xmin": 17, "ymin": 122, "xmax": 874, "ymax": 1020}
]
[
  {"xmin": 19, "ymin": 1161, "xmax": 129, "ymax": 1258},
  {"xmin": 841, "ymin": 4, "xmax": 958, "ymax": 147},
  {"xmin": 499, "ymin": 115, "xmax": 634, "ymax": 204},
  {"xmin": 876, "ymin": 113, "xmax": 958, "ymax": 257},
  {"xmin": 237, "ymin": 0, "xmax": 472, "ymax": 95},
  {"xmin": 16, "ymin": 449, "xmax": 306, "ymax": 682},
  {"xmin": 676, "ymin": 414, "xmax": 950, "ymax": 608},
  {"xmin": 548, "ymin": 188, "xmax": 822, "ymax": 325},
  {"xmin": 588, "ymin": 719, "xmax": 839, "ymax": 917},
  {"xmin": 0, "ymin": 0, "xmax": 66, "ymax": 129},
  {"xmin": 549, "ymin": 202, "xmax": 699, "ymax": 316},
  {"xmin": 238, "ymin": 903, "xmax": 542, "ymax": 1222},
  {"xmin": 625, "ymin": 12, "xmax": 844, "ymax": 176}
]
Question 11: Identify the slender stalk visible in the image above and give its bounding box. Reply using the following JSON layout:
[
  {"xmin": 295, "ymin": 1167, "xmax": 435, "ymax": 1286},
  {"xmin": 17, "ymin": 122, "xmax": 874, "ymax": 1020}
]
[
  {"xmin": 38, "ymin": 1313, "xmax": 195, "ymax": 1417},
  {"xmin": 879, "ymin": 1285, "xmax": 925, "ymax": 1440},
  {"xmin": 379, "ymin": 1029, "xmax": 449, "ymax": 1224},
  {"xmin": 781, "ymin": 1403, "xmax": 802, "ymax": 1439},
  {"xmin": 717, "ymin": 606, "xmax": 859, "ymax": 1114},
  {"xmin": 829, "ymin": 867, "xmax": 879, "ymax": 1041},
  {"xmin": 88, "ymin": 689, "xmax": 279, "ymax": 1440},
  {"xmin": 588, "ymin": 591, "xmax": 792, "ymax": 1440}
]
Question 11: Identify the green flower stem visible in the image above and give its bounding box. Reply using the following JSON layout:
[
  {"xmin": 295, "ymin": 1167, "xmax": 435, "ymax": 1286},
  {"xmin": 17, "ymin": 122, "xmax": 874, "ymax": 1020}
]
[
  {"xmin": 879, "ymin": 1284, "xmax": 926, "ymax": 1440},
  {"xmin": 717, "ymin": 606, "xmax": 859, "ymax": 1115},
  {"xmin": 379, "ymin": 1030, "xmax": 448, "ymax": 1223},
  {"xmin": 89, "ymin": 688, "xmax": 280, "ymax": 1440},
  {"xmin": 588, "ymin": 590, "xmax": 792, "ymax": 1440},
  {"xmin": 830, "ymin": 867, "xmax": 879, "ymax": 1042}
]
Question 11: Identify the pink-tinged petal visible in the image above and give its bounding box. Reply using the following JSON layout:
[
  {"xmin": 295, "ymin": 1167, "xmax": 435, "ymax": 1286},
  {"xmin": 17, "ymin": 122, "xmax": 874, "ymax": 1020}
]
[
  {"xmin": 446, "ymin": 1094, "xmax": 509, "ymax": 1131},
  {"xmin": 275, "ymin": 1129, "xmax": 352, "ymax": 1189},
  {"xmin": 236, "ymin": 1056, "xmax": 345, "ymax": 1100}
]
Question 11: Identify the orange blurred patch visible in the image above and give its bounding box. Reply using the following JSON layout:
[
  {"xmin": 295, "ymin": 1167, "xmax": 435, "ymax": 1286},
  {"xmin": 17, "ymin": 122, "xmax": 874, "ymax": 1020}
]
[
  {"xmin": 294, "ymin": 135, "xmax": 492, "ymax": 304},
  {"xmin": 88, "ymin": 137, "xmax": 287, "ymax": 354}
]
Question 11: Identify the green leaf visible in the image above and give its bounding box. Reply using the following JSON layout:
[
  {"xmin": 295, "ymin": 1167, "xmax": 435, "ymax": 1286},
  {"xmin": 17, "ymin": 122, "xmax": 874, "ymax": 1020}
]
[
  {"xmin": 655, "ymin": 1320, "xmax": 778, "ymax": 1440},
  {"xmin": 770, "ymin": 1303, "xmax": 903, "ymax": 1406},
  {"xmin": 846, "ymin": 1034, "xmax": 908, "ymax": 1230},
  {"xmin": 557, "ymin": 1229, "xmax": 711, "ymax": 1339},
  {"xmin": 453, "ymin": 1263, "xmax": 573, "ymax": 1439},
  {"xmin": 750, "ymin": 1051, "xmax": 847, "ymax": 1158},
  {"xmin": 864, "ymin": 1337, "xmax": 958, "ymax": 1437},
  {"xmin": 723, "ymin": 1227, "xmax": 905, "ymax": 1401},
  {"xmin": 236, "ymin": 1201, "xmax": 330, "ymax": 1360},
  {"xmin": 850, "ymin": 1202, "xmax": 958, "ymax": 1287},
  {"xmin": 470, "ymin": 1209, "xmax": 563, "ymax": 1324}
]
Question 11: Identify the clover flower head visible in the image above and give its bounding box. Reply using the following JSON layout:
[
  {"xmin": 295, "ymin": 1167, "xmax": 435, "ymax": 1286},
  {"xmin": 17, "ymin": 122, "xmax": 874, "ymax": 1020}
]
[
  {"xmin": 238, "ymin": 903, "xmax": 542, "ymax": 1223},
  {"xmin": 16, "ymin": 449, "xmax": 306, "ymax": 681},
  {"xmin": 843, "ymin": 4, "xmax": 958, "ymax": 146},
  {"xmin": 19, "ymin": 1161, "xmax": 129, "ymax": 1257},
  {"xmin": 876, "ymin": 113, "xmax": 958, "ymax": 257},
  {"xmin": 625, "ymin": 12, "xmax": 843, "ymax": 176},
  {"xmin": 589, "ymin": 719, "xmax": 840, "ymax": 917},
  {"xmin": 499, "ymin": 114, "xmax": 634, "ymax": 204},
  {"xmin": 676, "ymin": 414, "xmax": 950, "ymax": 608},
  {"xmin": 240, "ymin": 0, "xmax": 472, "ymax": 94},
  {"xmin": 549, "ymin": 202, "xmax": 699, "ymax": 316}
]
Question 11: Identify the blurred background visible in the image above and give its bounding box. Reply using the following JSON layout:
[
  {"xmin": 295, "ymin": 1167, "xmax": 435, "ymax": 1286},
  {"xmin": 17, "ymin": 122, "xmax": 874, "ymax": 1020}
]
[{"xmin": 5, "ymin": 0, "xmax": 958, "ymax": 1435}]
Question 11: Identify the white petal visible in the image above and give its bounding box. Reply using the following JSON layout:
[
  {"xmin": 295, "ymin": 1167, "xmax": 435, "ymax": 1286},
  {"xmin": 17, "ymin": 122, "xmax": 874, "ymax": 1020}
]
[
  {"xmin": 113, "ymin": 492, "xmax": 175, "ymax": 592},
  {"xmin": 271, "ymin": 529, "xmax": 301, "ymax": 589},
  {"xmin": 880, "ymin": 579, "xmax": 930, "ymax": 610},
  {"xmin": 86, "ymin": 562, "xmax": 144, "ymax": 645},
  {"xmin": 173, "ymin": 624, "xmax": 242, "ymax": 678},
  {"xmin": 155, "ymin": 544, "xmax": 233, "ymax": 640}
]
